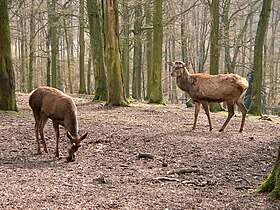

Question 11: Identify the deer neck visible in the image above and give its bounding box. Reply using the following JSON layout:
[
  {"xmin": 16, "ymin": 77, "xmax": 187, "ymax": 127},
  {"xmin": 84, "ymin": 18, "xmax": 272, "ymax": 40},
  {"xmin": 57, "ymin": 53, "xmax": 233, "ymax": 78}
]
[
  {"xmin": 176, "ymin": 71, "xmax": 190, "ymax": 92},
  {"xmin": 65, "ymin": 114, "xmax": 79, "ymax": 137}
]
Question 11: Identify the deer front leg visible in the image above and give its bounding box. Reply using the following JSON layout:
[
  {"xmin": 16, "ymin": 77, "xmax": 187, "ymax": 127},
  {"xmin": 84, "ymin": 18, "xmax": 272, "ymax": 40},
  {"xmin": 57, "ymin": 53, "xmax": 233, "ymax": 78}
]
[
  {"xmin": 201, "ymin": 101, "xmax": 213, "ymax": 131},
  {"xmin": 53, "ymin": 121, "xmax": 60, "ymax": 158},
  {"xmin": 193, "ymin": 102, "xmax": 201, "ymax": 130}
]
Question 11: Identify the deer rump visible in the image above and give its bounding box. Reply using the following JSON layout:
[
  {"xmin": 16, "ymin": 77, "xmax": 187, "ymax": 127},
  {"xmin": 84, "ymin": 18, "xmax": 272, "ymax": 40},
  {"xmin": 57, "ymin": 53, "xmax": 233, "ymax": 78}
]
[{"xmin": 29, "ymin": 87, "xmax": 87, "ymax": 162}]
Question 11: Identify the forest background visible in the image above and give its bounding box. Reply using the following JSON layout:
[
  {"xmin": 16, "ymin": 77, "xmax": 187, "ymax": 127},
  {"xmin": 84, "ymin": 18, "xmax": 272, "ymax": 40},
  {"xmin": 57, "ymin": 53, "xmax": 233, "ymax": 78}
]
[{"xmin": 3, "ymin": 0, "xmax": 279, "ymax": 114}]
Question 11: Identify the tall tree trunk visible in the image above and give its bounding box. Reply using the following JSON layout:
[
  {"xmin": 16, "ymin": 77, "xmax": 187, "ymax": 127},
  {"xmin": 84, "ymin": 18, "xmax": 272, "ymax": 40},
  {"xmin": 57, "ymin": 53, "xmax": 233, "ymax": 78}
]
[
  {"xmin": 210, "ymin": 0, "xmax": 220, "ymax": 75},
  {"xmin": 50, "ymin": 0, "xmax": 58, "ymax": 88},
  {"xmin": 121, "ymin": 1, "xmax": 130, "ymax": 98},
  {"xmin": 209, "ymin": 0, "xmax": 223, "ymax": 112},
  {"xmin": 87, "ymin": 50, "xmax": 92, "ymax": 95},
  {"xmin": 79, "ymin": 0, "xmax": 86, "ymax": 94},
  {"xmin": 248, "ymin": 0, "xmax": 272, "ymax": 115},
  {"xmin": 148, "ymin": 0, "xmax": 164, "ymax": 104},
  {"xmin": 20, "ymin": 18, "xmax": 26, "ymax": 92},
  {"xmin": 132, "ymin": 2, "xmax": 142, "ymax": 99},
  {"xmin": 180, "ymin": 0, "xmax": 187, "ymax": 63},
  {"xmin": 87, "ymin": 0, "xmax": 107, "ymax": 101},
  {"xmin": 28, "ymin": 0, "xmax": 35, "ymax": 92},
  {"xmin": 103, "ymin": 0, "xmax": 127, "ymax": 106},
  {"xmin": 145, "ymin": 1, "xmax": 153, "ymax": 100},
  {"xmin": 198, "ymin": 4, "xmax": 208, "ymax": 73},
  {"xmin": 63, "ymin": 18, "xmax": 73, "ymax": 93},
  {"xmin": 267, "ymin": 7, "xmax": 278, "ymax": 113},
  {"xmin": 0, "ymin": 0, "xmax": 18, "ymax": 111}
]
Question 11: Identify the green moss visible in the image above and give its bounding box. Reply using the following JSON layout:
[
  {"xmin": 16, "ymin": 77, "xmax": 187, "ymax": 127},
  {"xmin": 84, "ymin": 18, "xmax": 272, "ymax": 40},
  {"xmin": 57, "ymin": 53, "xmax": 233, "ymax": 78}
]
[{"xmin": 257, "ymin": 149, "xmax": 280, "ymax": 199}]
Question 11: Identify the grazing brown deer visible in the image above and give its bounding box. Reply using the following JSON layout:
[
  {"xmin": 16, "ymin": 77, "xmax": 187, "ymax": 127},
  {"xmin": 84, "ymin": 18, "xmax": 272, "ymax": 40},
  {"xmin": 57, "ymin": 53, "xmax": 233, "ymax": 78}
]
[
  {"xmin": 167, "ymin": 61, "xmax": 249, "ymax": 132},
  {"xmin": 29, "ymin": 86, "xmax": 88, "ymax": 162}
]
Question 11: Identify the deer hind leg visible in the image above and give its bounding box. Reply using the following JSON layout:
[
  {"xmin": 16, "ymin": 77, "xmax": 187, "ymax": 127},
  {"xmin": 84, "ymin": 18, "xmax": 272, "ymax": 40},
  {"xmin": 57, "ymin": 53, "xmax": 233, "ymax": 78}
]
[
  {"xmin": 201, "ymin": 101, "xmax": 213, "ymax": 131},
  {"xmin": 52, "ymin": 121, "xmax": 60, "ymax": 158},
  {"xmin": 219, "ymin": 102, "xmax": 234, "ymax": 132},
  {"xmin": 33, "ymin": 112, "xmax": 42, "ymax": 154},
  {"xmin": 193, "ymin": 102, "xmax": 201, "ymax": 130},
  {"xmin": 236, "ymin": 98, "xmax": 247, "ymax": 132},
  {"xmin": 39, "ymin": 114, "xmax": 49, "ymax": 153}
]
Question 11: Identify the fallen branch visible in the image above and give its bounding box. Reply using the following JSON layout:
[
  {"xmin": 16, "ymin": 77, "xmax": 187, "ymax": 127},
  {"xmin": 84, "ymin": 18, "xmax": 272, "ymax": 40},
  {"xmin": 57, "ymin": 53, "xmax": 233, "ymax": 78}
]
[
  {"xmin": 154, "ymin": 177, "xmax": 181, "ymax": 182},
  {"xmin": 138, "ymin": 153, "xmax": 154, "ymax": 159},
  {"xmin": 167, "ymin": 167, "xmax": 201, "ymax": 175}
]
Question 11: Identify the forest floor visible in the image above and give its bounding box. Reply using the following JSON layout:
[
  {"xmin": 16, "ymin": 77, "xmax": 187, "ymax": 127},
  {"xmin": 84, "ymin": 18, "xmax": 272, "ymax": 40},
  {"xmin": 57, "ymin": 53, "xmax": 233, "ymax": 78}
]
[{"xmin": 0, "ymin": 92, "xmax": 280, "ymax": 209}]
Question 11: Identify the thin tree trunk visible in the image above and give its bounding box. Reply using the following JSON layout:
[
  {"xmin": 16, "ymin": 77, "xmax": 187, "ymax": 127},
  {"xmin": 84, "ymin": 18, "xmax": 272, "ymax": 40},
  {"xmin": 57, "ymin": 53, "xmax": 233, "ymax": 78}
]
[
  {"xmin": 28, "ymin": 0, "xmax": 35, "ymax": 92},
  {"xmin": 248, "ymin": 0, "xmax": 272, "ymax": 115},
  {"xmin": 121, "ymin": 1, "xmax": 130, "ymax": 98},
  {"xmin": 79, "ymin": 0, "xmax": 86, "ymax": 94},
  {"xmin": 132, "ymin": 2, "xmax": 142, "ymax": 99},
  {"xmin": 50, "ymin": 0, "xmax": 58, "ymax": 88},
  {"xmin": 63, "ymin": 17, "xmax": 73, "ymax": 93}
]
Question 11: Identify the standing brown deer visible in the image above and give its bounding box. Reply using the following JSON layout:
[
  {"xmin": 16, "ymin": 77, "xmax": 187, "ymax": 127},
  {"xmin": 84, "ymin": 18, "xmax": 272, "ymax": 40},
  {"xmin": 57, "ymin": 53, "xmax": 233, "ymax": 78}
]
[
  {"xmin": 29, "ymin": 86, "xmax": 88, "ymax": 162},
  {"xmin": 167, "ymin": 61, "xmax": 249, "ymax": 132}
]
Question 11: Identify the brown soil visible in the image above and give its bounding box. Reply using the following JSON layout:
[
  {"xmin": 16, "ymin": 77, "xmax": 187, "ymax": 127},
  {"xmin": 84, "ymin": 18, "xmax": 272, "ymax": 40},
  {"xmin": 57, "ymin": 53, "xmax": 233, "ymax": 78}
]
[{"xmin": 0, "ymin": 93, "xmax": 280, "ymax": 209}]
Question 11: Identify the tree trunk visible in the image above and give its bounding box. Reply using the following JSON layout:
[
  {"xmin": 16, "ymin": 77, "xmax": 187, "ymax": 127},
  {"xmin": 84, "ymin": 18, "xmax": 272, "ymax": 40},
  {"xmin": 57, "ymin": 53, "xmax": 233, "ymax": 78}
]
[
  {"xmin": 20, "ymin": 18, "xmax": 26, "ymax": 92},
  {"xmin": 210, "ymin": 0, "xmax": 220, "ymax": 76},
  {"xmin": 132, "ymin": 2, "xmax": 142, "ymax": 100},
  {"xmin": 145, "ymin": 1, "xmax": 153, "ymax": 100},
  {"xmin": 87, "ymin": 0, "xmax": 107, "ymax": 101},
  {"xmin": 50, "ymin": 0, "xmax": 58, "ymax": 88},
  {"xmin": 258, "ymin": 144, "xmax": 280, "ymax": 199},
  {"xmin": 121, "ymin": 1, "xmax": 130, "ymax": 98},
  {"xmin": 148, "ymin": 0, "xmax": 164, "ymax": 104},
  {"xmin": 248, "ymin": 0, "xmax": 272, "ymax": 116},
  {"xmin": 63, "ymin": 17, "xmax": 73, "ymax": 93},
  {"xmin": 87, "ymin": 50, "xmax": 92, "ymax": 95},
  {"xmin": 209, "ymin": 0, "xmax": 223, "ymax": 112},
  {"xmin": 103, "ymin": 0, "xmax": 127, "ymax": 106},
  {"xmin": 79, "ymin": 0, "xmax": 86, "ymax": 94},
  {"xmin": 28, "ymin": 0, "xmax": 35, "ymax": 92},
  {"xmin": 0, "ymin": 0, "xmax": 18, "ymax": 111}
]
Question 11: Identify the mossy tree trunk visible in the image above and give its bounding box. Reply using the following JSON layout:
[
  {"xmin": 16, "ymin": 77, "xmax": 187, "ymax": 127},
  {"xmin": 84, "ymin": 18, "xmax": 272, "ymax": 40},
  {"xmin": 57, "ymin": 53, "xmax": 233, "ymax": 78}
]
[
  {"xmin": 148, "ymin": 0, "xmax": 164, "ymax": 104},
  {"xmin": 0, "ymin": 0, "xmax": 18, "ymax": 111},
  {"xmin": 258, "ymin": 144, "xmax": 280, "ymax": 199},
  {"xmin": 103, "ymin": 0, "xmax": 127, "ymax": 106},
  {"xmin": 79, "ymin": 0, "xmax": 86, "ymax": 94},
  {"xmin": 209, "ymin": 0, "xmax": 223, "ymax": 112},
  {"xmin": 87, "ymin": 0, "xmax": 107, "ymax": 101},
  {"xmin": 248, "ymin": 0, "xmax": 272, "ymax": 116}
]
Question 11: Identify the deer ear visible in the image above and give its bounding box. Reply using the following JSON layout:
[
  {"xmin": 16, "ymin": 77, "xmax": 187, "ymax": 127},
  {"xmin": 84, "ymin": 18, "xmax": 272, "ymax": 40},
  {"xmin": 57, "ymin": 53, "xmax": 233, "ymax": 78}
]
[
  {"xmin": 166, "ymin": 61, "xmax": 175, "ymax": 66},
  {"xmin": 80, "ymin": 132, "xmax": 88, "ymax": 141},
  {"xmin": 67, "ymin": 131, "xmax": 73, "ymax": 140}
]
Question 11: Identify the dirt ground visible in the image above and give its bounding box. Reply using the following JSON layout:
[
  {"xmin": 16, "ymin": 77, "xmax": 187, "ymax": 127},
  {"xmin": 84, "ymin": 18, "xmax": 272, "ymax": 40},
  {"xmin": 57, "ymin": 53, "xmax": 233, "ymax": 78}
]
[{"xmin": 0, "ymin": 93, "xmax": 280, "ymax": 209}]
